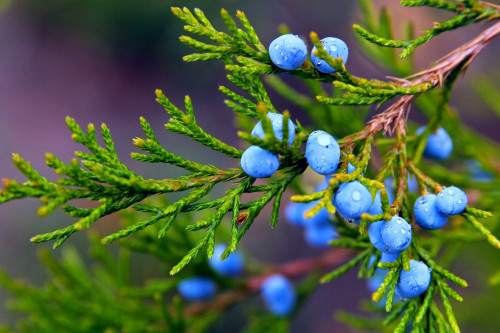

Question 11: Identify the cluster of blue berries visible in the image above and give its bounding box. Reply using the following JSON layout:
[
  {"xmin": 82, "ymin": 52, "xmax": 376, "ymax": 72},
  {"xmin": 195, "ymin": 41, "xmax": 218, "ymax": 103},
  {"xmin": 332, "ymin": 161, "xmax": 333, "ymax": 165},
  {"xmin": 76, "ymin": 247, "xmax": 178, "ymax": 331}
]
[
  {"xmin": 239, "ymin": 92, "xmax": 461, "ymax": 308},
  {"xmin": 269, "ymin": 34, "xmax": 348, "ymax": 73},
  {"xmin": 366, "ymin": 185, "xmax": 465, "ymax": 300},
  {"xmin": 242, "ymin": 32, "xmax": 349, "ymax": 179},
  {"xmin": 176, "ymin": 245, "xmax": 297, "ymax": 316},
  {"xmin": 241, "ymin": 113, "xmax": 295, "ymax": 178},
  {"xmin": 286, "ymin": 135, "xmax": 393, "ymax": 237},
  {"xmin": 177, "ymin": 244, "xmax": 244, "ymax": 301},
  {"xmin": 305, "ymin": 132, "xmax": 379, "ymax": 224},
  {"xmin": 414, "ymin": 186, "xmax": 467, "ymax": 230},
  {"xmin": 367, "ymin": 213, "xmax": 432, "ymax": 299}
]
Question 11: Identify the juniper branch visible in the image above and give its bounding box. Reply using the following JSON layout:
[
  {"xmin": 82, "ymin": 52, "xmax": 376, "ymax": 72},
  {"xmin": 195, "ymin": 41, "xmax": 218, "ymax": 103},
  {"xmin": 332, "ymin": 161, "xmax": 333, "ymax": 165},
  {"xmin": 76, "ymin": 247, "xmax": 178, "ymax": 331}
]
[{"xmin": 355, "ymin": 0, "xmax": 499, "ymax": 58}]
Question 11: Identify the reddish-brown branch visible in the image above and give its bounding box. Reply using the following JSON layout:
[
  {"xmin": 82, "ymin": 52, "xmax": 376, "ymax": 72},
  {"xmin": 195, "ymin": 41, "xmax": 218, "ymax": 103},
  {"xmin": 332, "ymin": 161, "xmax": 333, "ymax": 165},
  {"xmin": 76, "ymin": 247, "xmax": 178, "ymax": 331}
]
[
  {"xmin": 185, "ymin": 248, "xmax": 352, "ymax": 316},
  {"xmin": 247, "ymin": 248, "xmax": 351, "ymax": 291},
  {"xmin": 365, "ymin": 20, "xmax": 500, "ymax": 136},
  {"xmin": 481, "ymin": 1, "xmax": 500, "ymax": 11}
]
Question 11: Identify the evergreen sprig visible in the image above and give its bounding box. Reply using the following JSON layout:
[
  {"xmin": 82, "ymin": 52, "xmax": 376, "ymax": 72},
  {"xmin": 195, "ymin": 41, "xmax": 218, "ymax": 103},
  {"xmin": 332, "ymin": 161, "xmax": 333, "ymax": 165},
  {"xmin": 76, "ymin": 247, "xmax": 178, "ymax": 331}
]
[
  {"xmin": 0, "ymin": 112, "xmax": 246, "ymax": 249},
  {"xmin": 0, "ymin": 86, "xmax": 308, "ymax": 266},
  {"xmin": 0, "ymin": 217, "xmax": 232, "ymax": 333},
  {"xmin": 174, "ymin": 7, "xmax": 441, "ymax": 111},
  {"xmin": 354, "ymin": 0, "xmax": 499, "ymax": 58}
]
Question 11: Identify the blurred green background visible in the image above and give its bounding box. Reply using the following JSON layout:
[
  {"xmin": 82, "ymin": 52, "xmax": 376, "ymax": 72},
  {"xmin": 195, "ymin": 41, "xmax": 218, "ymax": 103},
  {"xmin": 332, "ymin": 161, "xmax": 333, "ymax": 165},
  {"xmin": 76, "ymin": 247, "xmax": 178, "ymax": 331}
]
[{"xmin": 0, "ymin": 0, "xmax": 499, "ymax": 331}]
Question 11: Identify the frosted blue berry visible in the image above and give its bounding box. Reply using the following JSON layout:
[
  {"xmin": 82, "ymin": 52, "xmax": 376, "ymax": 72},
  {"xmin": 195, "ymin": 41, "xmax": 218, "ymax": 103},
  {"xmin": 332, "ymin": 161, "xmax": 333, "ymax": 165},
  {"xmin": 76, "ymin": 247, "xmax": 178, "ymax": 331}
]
[
  {"xmin": 381, "ymin": 216, "xmax": 412, "ymax": 254},
  {"xmin": 395, "ymin": 260, "xmax": 431, "ymax": 299},
  {"xmin": 177, "ymin": 277, "xmax": 217, "ymax": 301},
  {"xmin": 369, "ymin": 216, "xmax": 412, "ymax": 254},
  {"xmin": 334, "ymin": 181, "xmax": 372, "ymax": 222},
  {"xmin": 284, "ymin": 202, "xmax": 308, "ymax": 227},
  {"xmin": 208, "ymin": 244, "xmax": 244, "ymax": 277},
  {"xmin": 269, "ymin": 34, "xmax": 307, "ymax": 70},
  {"xmin": 305, "ymin": 130, "xmax": 340, "ymax": 175},
  {"xmin": 311, "ymin": 37, "xmax": 349, "ymax": 74},
  {"xmin": 436, "ymin": 186, "xmax": 467, "ymax": 215},
  {"xmin": 241, "ymin": 145, "xmax": 279, "ymax": 178},
  {"xmin": 261, "ymin": 274, "xmax": 296, "ymax": 316},
  {"xmin": 252, "ymin": 112, "xmax": 295, "ymax": 146},
  {"xmin": 414, "ymin": 194, "xmax": 448, "ymax": 230},
  {"xmin": 304, "ymin": 223, "xmax": 338, "ymax": 248},
  {"xmin": 417, "ymin": 126, "xmax": 453, "ymax": 160}
]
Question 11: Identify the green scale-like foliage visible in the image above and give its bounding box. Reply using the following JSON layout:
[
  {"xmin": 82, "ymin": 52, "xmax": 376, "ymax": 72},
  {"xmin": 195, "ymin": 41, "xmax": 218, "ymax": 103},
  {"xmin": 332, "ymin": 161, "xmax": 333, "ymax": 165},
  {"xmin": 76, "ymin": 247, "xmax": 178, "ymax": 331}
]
[{"xmin": 1, "ymin": 0, "xmax": 500, "ymax": 332}]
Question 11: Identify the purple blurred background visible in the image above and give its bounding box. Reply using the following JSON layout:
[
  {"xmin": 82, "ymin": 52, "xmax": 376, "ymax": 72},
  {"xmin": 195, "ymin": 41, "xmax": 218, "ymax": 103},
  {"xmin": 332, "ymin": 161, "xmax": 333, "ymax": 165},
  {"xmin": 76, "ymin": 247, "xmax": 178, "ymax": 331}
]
[{"xmin": 0, "ymin": 0, "xmax": 499, "ymax": 331}]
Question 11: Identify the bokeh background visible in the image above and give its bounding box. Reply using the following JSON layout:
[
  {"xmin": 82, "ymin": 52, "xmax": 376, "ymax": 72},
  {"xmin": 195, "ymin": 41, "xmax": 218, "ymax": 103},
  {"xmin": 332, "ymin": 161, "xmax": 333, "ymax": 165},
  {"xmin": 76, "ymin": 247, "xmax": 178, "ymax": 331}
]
[{"xmin": 0, "ymin": 0, "xmax": 499, "ymax": 332}]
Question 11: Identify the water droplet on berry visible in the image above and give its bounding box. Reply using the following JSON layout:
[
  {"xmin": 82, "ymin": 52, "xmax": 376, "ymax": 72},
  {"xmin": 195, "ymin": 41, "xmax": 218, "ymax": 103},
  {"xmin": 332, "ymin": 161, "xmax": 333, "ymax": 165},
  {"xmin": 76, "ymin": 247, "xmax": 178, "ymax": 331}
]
[
  {"xmin": 317, "ymin": 61, "xmax": 322, "ymax": 66},
  {"xmin": 317, "ymin": 134, "xmax": 331, "ymax": 146},
  {"xmin": 448, "ymin": 190, "xmax": 454, "ymax": 195},
  {"xmin": 457, "ymin": 200, "xmax": 462, "ymax": 204},
  {"xmin": 352, "ymin": 191, "xmax": 361, "ymax": 201},
  {"xmin": 424, "ymin": 208, "xmax": 428, "ymax": 212},
  {"xmin": 330, "ymin": 45, "xmax": 337, "ymax": 52},
  {"xmin": 401, "ymin": 229, "xmax": 405, "ymax": 234},
  {"xmin": 274, "ymin": 44, "xmax": 279, "ymax": 50},
  {"xmin": 284, "ymin": 56, "xmax": 288, "ymax": 61}
]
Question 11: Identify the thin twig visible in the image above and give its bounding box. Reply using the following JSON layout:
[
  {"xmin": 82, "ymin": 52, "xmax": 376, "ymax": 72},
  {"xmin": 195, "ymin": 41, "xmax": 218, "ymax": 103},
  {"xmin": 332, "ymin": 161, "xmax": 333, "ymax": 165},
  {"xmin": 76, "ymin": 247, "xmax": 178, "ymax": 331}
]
[
  {"xmin": 184, "ymin": 248, "xmax": 351, "ymax": 316},
  {"xmin": 367, "ymin": 20, "xmax": 500, "ymax": 135}
]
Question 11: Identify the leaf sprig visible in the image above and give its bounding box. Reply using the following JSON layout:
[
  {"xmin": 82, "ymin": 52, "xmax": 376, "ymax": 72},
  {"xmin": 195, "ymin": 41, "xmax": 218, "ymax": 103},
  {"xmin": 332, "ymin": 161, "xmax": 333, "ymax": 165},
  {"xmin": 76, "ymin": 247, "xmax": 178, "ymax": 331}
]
[
  {"xmin": 354, "ymin": 0, "xmax": 499, "ymax": 58},
  {"xmin": 1, "ymin": 86, "xmax": 309, "ymax": 267}
]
